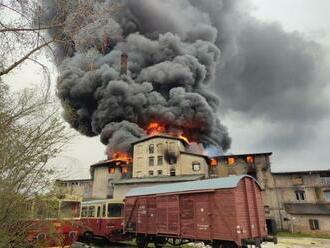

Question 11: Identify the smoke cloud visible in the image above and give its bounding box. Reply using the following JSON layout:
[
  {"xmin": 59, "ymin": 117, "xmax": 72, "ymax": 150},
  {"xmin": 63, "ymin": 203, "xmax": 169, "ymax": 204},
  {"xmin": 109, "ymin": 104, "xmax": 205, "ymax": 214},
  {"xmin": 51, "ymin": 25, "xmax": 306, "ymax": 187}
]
[
  {"xmin": 41, "ymin": 0, "xmax": 232, "ymax": 157},
  {"xmin": 41, "ymin": 0, "xmax": 329, "ymax": 158}
]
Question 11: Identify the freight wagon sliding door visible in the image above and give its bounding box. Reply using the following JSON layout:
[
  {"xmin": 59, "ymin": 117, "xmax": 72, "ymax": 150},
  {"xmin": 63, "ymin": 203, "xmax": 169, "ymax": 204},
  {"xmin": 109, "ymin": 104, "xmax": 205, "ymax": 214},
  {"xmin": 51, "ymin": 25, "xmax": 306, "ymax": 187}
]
[
  {"xmin": 156, "ymin": 195, "xmax": 179, "ymax": 235},
  {"xmin": 180, "ymin": 194, "xmax": 211, "ymax": 240},
  {"xmin": 194, "ymin": 194, "xmax": 211, "ymax": 240}
]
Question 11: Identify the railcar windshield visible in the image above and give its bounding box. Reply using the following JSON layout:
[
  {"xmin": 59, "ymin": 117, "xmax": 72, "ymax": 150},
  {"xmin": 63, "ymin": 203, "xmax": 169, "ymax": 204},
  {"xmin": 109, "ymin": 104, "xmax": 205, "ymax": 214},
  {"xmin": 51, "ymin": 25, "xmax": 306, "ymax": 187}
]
[{"xmin": 107, "ymin": 203, "xmax": 123, "ymax": 218}]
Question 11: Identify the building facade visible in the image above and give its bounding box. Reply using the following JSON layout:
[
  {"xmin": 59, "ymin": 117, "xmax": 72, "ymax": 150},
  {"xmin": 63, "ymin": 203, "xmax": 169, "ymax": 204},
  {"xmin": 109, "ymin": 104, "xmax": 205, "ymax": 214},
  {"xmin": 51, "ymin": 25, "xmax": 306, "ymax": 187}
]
[{"xmin": 55, "ymin": 135, "xmax": 330, "ymax": 234}]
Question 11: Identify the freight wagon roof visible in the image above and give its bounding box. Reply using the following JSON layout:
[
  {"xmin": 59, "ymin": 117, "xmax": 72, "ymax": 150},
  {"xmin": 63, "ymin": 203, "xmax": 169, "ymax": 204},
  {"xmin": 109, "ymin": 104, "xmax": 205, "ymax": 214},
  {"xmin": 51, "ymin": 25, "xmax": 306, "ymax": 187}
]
[{"xmin": 125, "ymin": 175, "xmax": 259, "ymax": 197}]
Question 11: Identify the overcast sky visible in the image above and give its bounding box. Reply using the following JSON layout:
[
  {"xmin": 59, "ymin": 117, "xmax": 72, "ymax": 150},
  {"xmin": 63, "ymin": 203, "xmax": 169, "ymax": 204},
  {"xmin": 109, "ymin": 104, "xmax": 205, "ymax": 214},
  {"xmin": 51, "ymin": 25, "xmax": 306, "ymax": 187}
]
[{"xmin": 4, "ymin": 0, "xmax": 330, "ymax": 179}]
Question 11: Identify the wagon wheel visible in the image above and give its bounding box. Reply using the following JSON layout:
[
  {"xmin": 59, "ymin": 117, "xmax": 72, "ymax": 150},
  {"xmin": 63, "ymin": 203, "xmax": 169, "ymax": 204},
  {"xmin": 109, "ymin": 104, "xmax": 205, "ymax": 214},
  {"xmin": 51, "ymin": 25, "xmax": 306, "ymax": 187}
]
[
  {"xmin": 83, "ymin": 231, "xmax": 94, "ymax": 245},
  {"xmin": 136, "ymin": 236, "xmax": 149, "ymax": 248},
  {"xmin": 212, "ymin": 240, "xmax": 238, "ymax": 248}
]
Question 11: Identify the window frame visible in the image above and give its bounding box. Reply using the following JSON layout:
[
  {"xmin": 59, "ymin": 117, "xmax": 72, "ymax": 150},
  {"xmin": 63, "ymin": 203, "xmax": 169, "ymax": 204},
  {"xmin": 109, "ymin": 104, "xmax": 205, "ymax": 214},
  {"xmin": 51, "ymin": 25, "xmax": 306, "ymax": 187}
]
[
  {"xmin": 309, "ymin": 219, "xmax": 320, "ymax": 230},
  {"xmin": 192, "ymin": 161, "xmax": 201, "ymax": 171},
  {"xmin": 148, "ymin": 170, "xmax": 154, "ymax": 176},
  {"xmin": 107, "ymin": 203, "xmax": 124, "ymax": 218},
  {"xmin": 295, "ymin": 190, "xmax": 306, "ymax": 201},
  {"xmin": 149, "ymin": 156, "xmax": 155, "ymax": 166},
  {"xmin": 149, "ymin": 144, "xmax": 154, "ymax": 154},
  {"xmin": 157, "ymin": 156, "xmax": 163, "ymax": 166}
]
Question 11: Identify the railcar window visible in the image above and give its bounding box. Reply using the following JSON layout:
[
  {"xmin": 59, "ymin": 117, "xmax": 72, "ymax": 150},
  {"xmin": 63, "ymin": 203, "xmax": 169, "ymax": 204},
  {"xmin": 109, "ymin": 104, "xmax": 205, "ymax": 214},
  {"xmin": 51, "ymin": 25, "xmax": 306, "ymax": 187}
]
[
  {"xmin": 81, "ymin": 207, "xmax": 88, "ymax": 217},
  {"xmin": 108, "ymin": 203, "xmax": 123, "ymax": 217},
  {"xmin": 102, "ymin": 204, "xmax": 106, "ymax": 217},
  {"xmin": 97, "ymin": 206, "xmax": 101, "ymax": 217},
  {"xmin": 88, "ymin": 206, "xmax": 95, "ymax": 217}
]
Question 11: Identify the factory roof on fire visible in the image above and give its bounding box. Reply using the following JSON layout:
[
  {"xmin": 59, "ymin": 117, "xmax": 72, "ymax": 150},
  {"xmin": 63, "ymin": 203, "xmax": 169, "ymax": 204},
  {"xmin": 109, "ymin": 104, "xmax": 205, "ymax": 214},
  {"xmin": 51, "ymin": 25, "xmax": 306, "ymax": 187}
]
[{"xmin": 131, "ymin": 134, "xmax": 189, "ymax": 146}]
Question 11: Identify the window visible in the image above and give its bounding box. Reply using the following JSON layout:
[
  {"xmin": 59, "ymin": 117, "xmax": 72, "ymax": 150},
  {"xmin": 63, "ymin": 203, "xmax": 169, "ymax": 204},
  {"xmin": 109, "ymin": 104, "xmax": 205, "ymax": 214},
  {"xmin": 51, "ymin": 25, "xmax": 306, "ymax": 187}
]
[
  {"xmin": 157, "ymin": 143, "xmax": 163, "ymax": 153},
  {"xmin": 170, "ymin": 168, "xmax": 176, "ymax": 176},
  {"xmin": 309, "ymin": 219, "xmax": 320, "ymax": 230},
  {"xmin": 227, "ymin": 157, "xmax": 236, "ymax": 165},
  {"xmin": 324, "ymin": 191, "xmax": 330, "ymax": 201},
  {"xmin": 107, "ymin": 179, "xmax": 114, "ymax": 199},
  {"xmin": 246, "ymin": 156, "xmax": 254, "ymax": 164},
  {"xmin": 81, "ymin": 207, "xmax": 88, "ymax": 217},
  {"xmin": 108, "ymin": 204, "xmax": 124, "ymax": 218},
  {"xmin": 149, "ymin": 144, "xmax": 154, "ymax": 154},
  {"xmin": 192, "ymin": 162, "xmax": 201, "ymax": 171},
  {"xmin": 149, "ymin": 156, "xmax": 154, "ymax": 166},
  {"xmin": 88, "ymin": 206, "xmax": 95, "ymax": 217},
  {"xmin": 97, "ymin": 206, "xmax": 101, "ymax": 217},
  {"xmin": 149, "ymin": 170, "xmax": 154, "ymax": 176},
  {"xmin": 264, "ymin": 205, "xmax": 270, "ymax": 214},
  {"xmin": 108, "ymin": 167, "xmax": 115, "ymax": 174},
  {"xmin": 295, "ymin": 190, "xmax": 306, "ymax": 201},
  {"xmin": 157, "ymin": 170, "xmax": 163, "ymax": 175},
  {"xmin": 157, "ymin": 156, "xmax": 163, "ymax": 165}
]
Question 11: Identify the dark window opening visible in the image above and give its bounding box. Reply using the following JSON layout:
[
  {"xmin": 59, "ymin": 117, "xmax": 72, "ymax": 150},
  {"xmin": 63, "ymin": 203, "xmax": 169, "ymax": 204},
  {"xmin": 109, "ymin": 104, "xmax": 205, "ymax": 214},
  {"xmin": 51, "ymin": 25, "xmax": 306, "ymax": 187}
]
[
  {"xmin": 108, "ymin": 204, "xmax": 124, "ymax": 218},
  {"xmin": 97, "ymin": 206, "xmax": 101, "ymax": 217},
  {"xmin": 170, "ymin": 168, "xmax": 176, "ymax": 176},
  {"xmin": 309, "ymin": 219, "xmax": 320, "ymax": 230},
  {"xmin": 149, "ymin": 144, "xmax": 154, "ymax": 154},
  {"xmin": 157, "ymin": 170, "xmax": 163, "ymax": 175},
  {"xmin": 295, "ymin": 190, "xmax": 306, "ymax": 201},
  {"xmin": 149, "ymin": 170, "xmax": 154, "ymax": 176},
  {"xmin": 102, "ymin": 204, "xmax": 106, "ymax": 217}
]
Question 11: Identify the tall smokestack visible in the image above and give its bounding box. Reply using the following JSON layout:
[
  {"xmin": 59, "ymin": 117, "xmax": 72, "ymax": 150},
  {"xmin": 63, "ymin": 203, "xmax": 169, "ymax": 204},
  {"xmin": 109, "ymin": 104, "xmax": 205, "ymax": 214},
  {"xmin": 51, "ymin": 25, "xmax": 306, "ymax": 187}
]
[{"xmin": 120, "ymin": 52, "xmax": 128, "ymax": 75}]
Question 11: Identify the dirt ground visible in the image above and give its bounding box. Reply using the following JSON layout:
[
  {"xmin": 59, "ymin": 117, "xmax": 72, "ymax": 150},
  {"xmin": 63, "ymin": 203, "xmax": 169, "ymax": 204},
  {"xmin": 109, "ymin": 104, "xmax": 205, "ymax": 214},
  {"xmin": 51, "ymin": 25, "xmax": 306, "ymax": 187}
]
[
  {"xmin": 71, "ymin": 237, "xmax": 330, "ymax": 247},
  {"xmin": 262, "ymin": 237, "xmax": 330, "ymax": 248}
]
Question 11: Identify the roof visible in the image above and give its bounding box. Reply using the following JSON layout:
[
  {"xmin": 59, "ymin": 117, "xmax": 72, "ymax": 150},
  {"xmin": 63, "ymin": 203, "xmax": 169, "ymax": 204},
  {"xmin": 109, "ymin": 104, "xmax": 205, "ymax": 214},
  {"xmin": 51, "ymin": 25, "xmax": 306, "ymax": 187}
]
[
  {"xmin": 273, "ymin": 169, "xmax": 330, "ymax": 175},
  {"xmin": 125, "ymin": 175, "xmax": 258, "ymax": 197},
  {"xmin": 131, "ymin": 135, "xmax": 189, "ymax": 146},
  {"xmin": 114, "ymin": 175, "xmax": 204, "ymax": 185},
  {"xmin": 284, "ymin": 203, "xmax": 330, "ymax": 216},
  {"xmin": 180, "ymin": 151, "xmax": 209, "ymax": 160},
  {"xmin": 90, "ymin": 159, "xmax": 130, "ymax": 168},
  {"xmin": 214, "ymin": 152, "xmax": 272, "ymax": 159},
  {"xmin": 56, "ymin": 178, "xmax": 92, "ymax": 182},
  {"xmin": 81, "ymin": 199, "xmax": 123, "ymax": 205}
]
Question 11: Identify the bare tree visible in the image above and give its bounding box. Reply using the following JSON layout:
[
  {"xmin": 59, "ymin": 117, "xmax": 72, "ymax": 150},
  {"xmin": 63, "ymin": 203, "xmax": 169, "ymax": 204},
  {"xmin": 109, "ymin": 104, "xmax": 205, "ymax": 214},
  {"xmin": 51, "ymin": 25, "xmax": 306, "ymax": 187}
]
[
  {"xmin": 0, "ymin": 0, "xmax": 118, "ymax": 79},
  {"xmin": 0, "ymin": 78, "xmax": 70, "ymax": 247}
]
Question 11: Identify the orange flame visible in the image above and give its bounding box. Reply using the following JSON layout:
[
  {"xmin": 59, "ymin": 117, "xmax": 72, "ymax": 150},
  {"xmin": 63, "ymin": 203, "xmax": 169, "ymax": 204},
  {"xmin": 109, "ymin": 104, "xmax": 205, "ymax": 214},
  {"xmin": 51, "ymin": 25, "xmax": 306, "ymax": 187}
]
[
  {"xmin": 210, "ymin": 158, "xmax": 218, "ymax": 167},
  {"xmin": 179, "ymin": 135, "xmax": 189, "ymax": 143},
  {"xmin": 111, "ymin": 152, "xmax": 132, "ymax": 163},
  {"xmin": 146, "ymin": 122, "xmax": 166, "ymax": 135}
]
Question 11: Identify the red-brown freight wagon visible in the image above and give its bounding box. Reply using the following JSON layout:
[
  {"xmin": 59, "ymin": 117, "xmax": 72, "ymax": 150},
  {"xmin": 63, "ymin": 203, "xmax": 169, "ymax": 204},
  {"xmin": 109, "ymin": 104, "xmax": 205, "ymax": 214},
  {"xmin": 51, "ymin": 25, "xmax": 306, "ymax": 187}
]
[{"xmin": 124, "ymin": 175, "xmax": 277, "ymax": 248}]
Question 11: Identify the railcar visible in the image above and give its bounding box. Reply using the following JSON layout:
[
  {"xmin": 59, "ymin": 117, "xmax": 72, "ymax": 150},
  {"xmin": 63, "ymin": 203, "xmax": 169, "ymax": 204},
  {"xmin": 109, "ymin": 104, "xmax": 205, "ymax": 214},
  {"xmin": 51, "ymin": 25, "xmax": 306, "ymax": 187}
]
[
  {"xmin": 124, "ymin": 175, "xmax": 277, "ymax": 248},
  {"xmin": 25, "ymin": 198, "xmax": 81, "ymax": 247},
  {"xmin": 79, "ymin": 199, "xmax": 126, "ymax": 243}
]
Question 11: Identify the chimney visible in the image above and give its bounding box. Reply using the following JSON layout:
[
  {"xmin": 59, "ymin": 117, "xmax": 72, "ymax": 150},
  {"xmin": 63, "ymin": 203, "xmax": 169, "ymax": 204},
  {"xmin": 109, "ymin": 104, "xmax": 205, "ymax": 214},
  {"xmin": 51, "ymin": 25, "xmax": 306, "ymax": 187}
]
[{"xmin": 120, "ymin": 52, "xmax": 128, "ymax": 75}]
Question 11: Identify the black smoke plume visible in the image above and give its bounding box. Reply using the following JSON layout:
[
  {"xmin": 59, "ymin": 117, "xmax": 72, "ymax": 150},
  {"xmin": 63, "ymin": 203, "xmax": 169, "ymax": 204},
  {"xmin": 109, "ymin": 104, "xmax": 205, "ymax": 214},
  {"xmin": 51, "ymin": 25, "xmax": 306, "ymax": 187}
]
[{"xmin": 41, "ymin": 0, "xmax": 232, "ymax": 157}]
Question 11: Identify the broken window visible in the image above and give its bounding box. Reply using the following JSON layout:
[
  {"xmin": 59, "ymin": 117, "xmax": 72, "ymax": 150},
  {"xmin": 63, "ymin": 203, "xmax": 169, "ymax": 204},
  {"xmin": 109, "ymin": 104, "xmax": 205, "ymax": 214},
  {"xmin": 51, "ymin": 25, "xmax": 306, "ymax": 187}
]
[
  {"xmin": 309, "ymin": 219, "xmax": 320, "ymax": 230},
  {"xmin": 157, "ymin": 170, "xmax": 163, "ymax": 175},
  {"xmin": 295, "ymin": 190, "xmax": 306, "ymax": 201},
  {"xmin": 148, "ymin": 170, "xmax": 154, "ymax": 176}
]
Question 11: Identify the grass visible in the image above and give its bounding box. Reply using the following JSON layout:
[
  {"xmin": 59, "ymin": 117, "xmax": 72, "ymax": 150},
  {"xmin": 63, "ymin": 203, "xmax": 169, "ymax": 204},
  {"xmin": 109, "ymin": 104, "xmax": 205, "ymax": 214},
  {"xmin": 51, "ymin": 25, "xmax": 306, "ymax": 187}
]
[{"xmin": 278, "ymin": 231, "xmax": 330, "ymax": 240}]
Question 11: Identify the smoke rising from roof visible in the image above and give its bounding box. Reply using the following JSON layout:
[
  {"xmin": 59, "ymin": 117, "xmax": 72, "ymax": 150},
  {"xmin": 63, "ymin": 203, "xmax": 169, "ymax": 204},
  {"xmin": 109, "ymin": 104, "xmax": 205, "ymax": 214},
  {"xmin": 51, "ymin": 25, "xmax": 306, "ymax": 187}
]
[
  {"xmin": 41, "ymin": 0, "xmax": 329, "ymax": 158},
  {"xmin": 42, "ymin": 0, "xmax": 232, "ymax": 157}
]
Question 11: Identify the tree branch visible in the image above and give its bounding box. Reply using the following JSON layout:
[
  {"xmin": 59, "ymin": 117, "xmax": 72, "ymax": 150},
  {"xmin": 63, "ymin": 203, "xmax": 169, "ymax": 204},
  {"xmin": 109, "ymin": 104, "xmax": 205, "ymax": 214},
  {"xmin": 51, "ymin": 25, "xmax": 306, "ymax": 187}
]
[{"xmin": 0, "ymin": 39, "xmax": 54, "ymax": 77}]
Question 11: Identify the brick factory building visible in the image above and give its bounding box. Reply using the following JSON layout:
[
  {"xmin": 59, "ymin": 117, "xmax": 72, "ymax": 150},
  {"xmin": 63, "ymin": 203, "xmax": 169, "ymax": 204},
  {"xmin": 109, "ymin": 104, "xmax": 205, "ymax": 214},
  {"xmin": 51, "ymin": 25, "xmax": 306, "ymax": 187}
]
[{"xmin": 56, "ymin": 135, "xmax": 330, "ymax": 234}]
